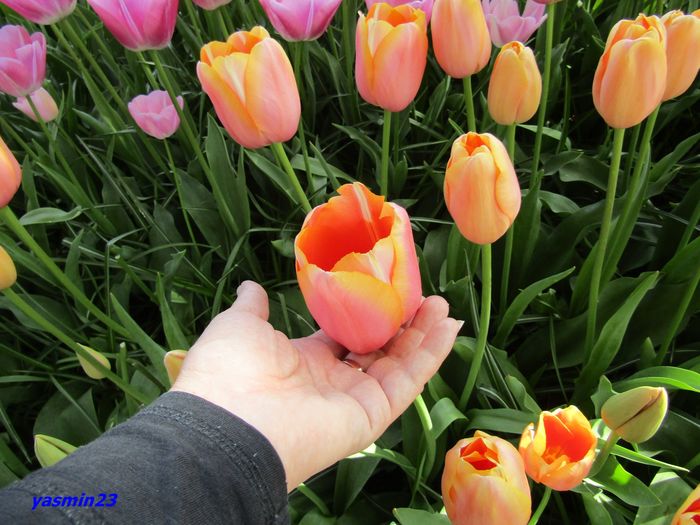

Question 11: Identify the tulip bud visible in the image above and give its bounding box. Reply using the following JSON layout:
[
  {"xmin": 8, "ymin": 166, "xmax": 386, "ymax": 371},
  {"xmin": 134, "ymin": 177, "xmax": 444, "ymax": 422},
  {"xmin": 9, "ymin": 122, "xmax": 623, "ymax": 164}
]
[
  {"xmin": 672, "ymin": 484, "xmax": 700, "ymax": 525},
  {"xmin": 355, "ymin": 4, "xmax": 428, "ymax": 112},
  {"xmin": 0, "ymin": 246, "xmax": 17, "ymax": 291},
  {"xmin": 661, "ymin": 10, "xmax": 700, "ymax": 101},
  {"xmin": 295, "ymin": 182, "xmax": 422, "ymax": 354},
  {"xmin": 442, "ymin": 431, "xmax": 531, "ymax": 525},
  {"xmin": 259, "ymin": 0, "xmax": 343, "ymax": 41},
  {"xmin": 0, "ymin": 0, "xmax": 76, "ymax": 24},
  {"xmin": 192, "ymin": 0, "xmax": 232, "ymax": 10},
  {"xmin": 128, "ymin": 91, "xmax": 184, "ymax": 140},
  {"xmin": 519, "ymin": 405, "xmax": 597, "ymax": 491},
  {"xmin": 601, "ymin": 386, "xmax": 668, "ymax": 443},
  {"xmin": 164, "ymin": 349, "xmax": 188, "ymax": 385},
  {"xmin": 1, "ymin": 135, "xmax": 22, "ymax": 208},
  {"xmin": 593, "ymin": 15, "xmax": 667, "ymax": 129},
  {"xmin": 13, "ymin": 88, "xmax": 60, "ymax": 123},
  {"xmin": 432, "ymin": 0, "xmax": 492, "ymax": 78},
  {"xmin": 444, "ymin": 133, "xmax": 521, "ymax": 245},
  {"xmin": 481, "ymin": 0, "xmax": 547, "ymax": 47},
  {"xmin": 365, "ymin": 0, "xmax": 434, "ymax": 22},
  {"xmin": 198, "ymin": 27, "xmax": 301, "ymax": 149},
  {"xmin": 0, "ymin": 25, "xmax": 47, "ymax": 98},
  {"xmin": 488, "ymin": 41, "xmax": 542, "ymax": 125},
  {"xmin": 76, "ymin": 344, "xmax": 111, "ymax": 380},
  {"xmin": 86, "ymin": 0, "xmax": 178, "ymax": 51},
  {"xmin": 34, "ymin": 434, "xmax": 77, "ymax": 468}
]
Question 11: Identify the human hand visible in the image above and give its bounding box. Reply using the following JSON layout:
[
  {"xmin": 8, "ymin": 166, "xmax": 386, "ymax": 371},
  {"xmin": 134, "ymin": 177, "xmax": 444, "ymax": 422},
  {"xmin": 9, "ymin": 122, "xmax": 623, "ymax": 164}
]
[{"xmin": 172, "ymin": 281, "xmax": 462, "ymax": 492}]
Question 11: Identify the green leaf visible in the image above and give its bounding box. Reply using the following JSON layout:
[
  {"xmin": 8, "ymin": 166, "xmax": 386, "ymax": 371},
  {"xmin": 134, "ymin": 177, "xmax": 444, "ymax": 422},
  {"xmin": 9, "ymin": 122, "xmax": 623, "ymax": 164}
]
[
  {"xmin": 539, "ymin": 191, "xmax": 579, "ymax": 214},
  {"xmin": 333, "ymin": 124, "xmax": 381, "ymax": 165},
  {"xmin": 558, "ymin": 154, "xmax": 609, "ymax": 190},
  {"xmin": 591, "ymin": 456, "xmax": 661, "ymax": 507},
  {"xmin": 505, "ymin": 376, "xmax": 541, "ymax": 414},
  {"xmin": 393, "ymin": 508, "xmax": 450, "ymax": 525},
  {"xmin": 612, "ymin": 444, "xmax": 687, "ymax": 472},
  {"xmin": 177, "ymin": 172, "xmax": 226, "ymax": 252},
  {"xmin": 19, "ymin": 207, "xmax": 82, "ymax": 226},
  {"xmin": 156, "ymin": 275, "xmax": 190, "ymax": 351},
  {"xmin": 465, "ymin": 409, "xmax": 535, "ymax": 435},
  {"xmin": 333, "ymin": 457, "xmax": 381, "ymax": 514},
  {"xmin": 429, "ymin": 398, "xmax": 466, "ymax": 440},
  {"xmin": 633, "ymin": 471, "xmax": 692, "ymax": 525},
  {"xmin": 582, "ymin": 492, "xmax": 613, "ymax": 525},
  {"xmin": 591, "ymin": 376, "xmax": 616, "ymax": 418},
  {"xmin": 614, "ymin": 366, "xmax": 700, "ymax": 393}
]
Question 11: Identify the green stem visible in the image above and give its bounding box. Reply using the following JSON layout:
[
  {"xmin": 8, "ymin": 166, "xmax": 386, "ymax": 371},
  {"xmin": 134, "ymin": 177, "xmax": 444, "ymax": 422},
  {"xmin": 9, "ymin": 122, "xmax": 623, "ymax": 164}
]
[
  {"xmin": 136, "ymin": 52, "xmax": 159, "ymax": 89},
  {"xmin": 296, "ymin": 483, "xmax": 331, "ymax": 516},
  {"xmin": 500, "ymin": 124, "xmax": 517, "ymax": 311},
  {"xmin": 214, "ymin": 8, "xmax": 229, "ymax": 39},
  {"xmin": 589, "ymin": 431, "xmax": 619, "ymax": 478},
  {"xmin": 292, "ymin": 43, "xmax": 313, "ymax": 191},
  {"xmin": 528, "ymin": 487, "xmax": 552, "ymax": 525},
  {"xmin": 678, "ymin": 198, "xmax": 700, "ymax": 250},
  {"xmin": 341, "ymin": 0, "xmax": 359, "ymax": 121},
  {"xmin": 270, "ymin": 142, "xmax": 312, "ymax": 213},
  {"xmin": 459, "ymin": 243, "xmax": 492, "ymax": 409},
  {"xmin": 0, "ymin": 207, "xmax": 129, "ymax": 338},
  {"xmin": 530, "ymin": 3, "xmax": 555, "ymax": 189},
  {"xmin": 380, "ymin": 109, "xmax": 392, "ymax": 197},
  {"xmin": 462, "ymin": 76, "xmax": 477, "ymax": 133},
  {"xmin": 413, "ymin": 394, "xmax": 436, "ymax": 479},
  {"xmin": 623, "ymin": 123, "xmax": 641, "ymax": 190},
  {"xmin": 584, "ymin": 127, "xmax": 625, "ymax": 359}
]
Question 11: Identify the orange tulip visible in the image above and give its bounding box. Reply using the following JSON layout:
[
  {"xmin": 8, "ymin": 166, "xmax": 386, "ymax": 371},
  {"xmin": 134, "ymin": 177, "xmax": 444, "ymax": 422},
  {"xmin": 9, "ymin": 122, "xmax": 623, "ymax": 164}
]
[
  {"xmin": 355, "ymin": 3, "xmax": 428, "ymax": 112},
  {"xmin": 444, "ymin": 132, "xmax": 521, "ymax": 245},
  {"xmin": 661, "ymin": 10, "xmax": 700, "ymax": 101},
  {"xmin": 0, "ymin": 245, "xmax": 17, "ymax": 291},
  {"xmin": 294, "ymin": 182, "xmax": 422, "ymax": 354},
  {"xmin": 672, "ymin": 483, "xmax": 700, "ymax": 525},
  {"xmin": 442, "ymin": 431, "xmax": 531, "ymax": 525},
  {"xmin": 592, "ymin": 15, "xmax": 667, "ymax": 129},
  {"xmin": 1, "ymin": 135, "xmax": 22, "ymax": 208},
  {"xmin": 487, "ymin": 41, "xmax": 542, "ymax": 125},
  {"xmin": 519, "ymin": 406, "xmax": 597, "ymax": 491},
  {"xmin": 431, "ymin": 0, "xmax": 491, "ymax": 78},
  {"xmin": 197, "ymin": 27, "xmax": 301, "ymax": 149}
]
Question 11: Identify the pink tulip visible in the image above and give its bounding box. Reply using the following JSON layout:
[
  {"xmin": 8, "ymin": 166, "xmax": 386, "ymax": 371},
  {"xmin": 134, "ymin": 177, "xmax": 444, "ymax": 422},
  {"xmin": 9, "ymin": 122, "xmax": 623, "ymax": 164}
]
[
  {"xmin": 0, "ymin": 25, "xmax": 46, "ymax": 98},
  {"xmin": 128, "ymin": 91, "xmax": 183, "ymax": 139},
  {"xmin": 0, "ymin": 0, "xmax": 76, "ymax": 24},
  {"xmin": 258, "ymin": 0, "xmax": 343, "ymax": 41},
  {"xmin": 531, "ymin": 0, "xmax": 560, "ymax": 3},
  {"xmin": 365, "ymin": 0, "xmax": 434, "ymax": 22},
  {"xmin": 192, "ymin": 0, "xmax": 231, "ymax": 10},
  {"xmin": 482, "ymin": 0, "xmax": 546, "ymax": 47},
  {"xmin": 86, "ymin": 0, "xmax": 179, "ymax": 51},
  {"xmin": 13, "ymin": 88, "xmax": 59, "ymax": 122}
]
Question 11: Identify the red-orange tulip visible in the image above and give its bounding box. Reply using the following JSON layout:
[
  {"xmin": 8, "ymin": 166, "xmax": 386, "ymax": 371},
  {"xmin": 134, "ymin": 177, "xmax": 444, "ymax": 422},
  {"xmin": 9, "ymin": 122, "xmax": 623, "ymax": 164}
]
[
  {"xmin": 672, "ymin": 483, "xmax": 700, "ymax": 525},
  {"xmin": 0, "ymin": 135, "xmax": 21, "ymax": 208},
  {"xmin": 592, "ymin": 15, "xmax": 667, "ymax": 129},
  {"xmin": 442, "ymin": 431, "xmax": 531, "ymax": 525},
  {"xmin": 431, "ymin": 0, "xmax": 491, "ymax": 78},
  {"xmin": 294, "ymin": 182, "xmax": 422, "ymax": 354},
  {"xmin": 661, "ymin": 10, "xmax": 700, "ymax": 101},
  {"xmin": 197, "ymin": 27, "xmax": 301, "ymax": 149},
  {"xmin": 355, "ymin": 3, "xmax": 428, "ymax": 112},
  {"xmin": 519, "ymin": 406, "xmax": 597, "ymax": 491},
  {"xmin": 0, "ymin": 245, "xmax": 17, "ymax": 291},
  {"xmin": 444, "ymin": 133, "xmax": 521, "ymax": 245}
]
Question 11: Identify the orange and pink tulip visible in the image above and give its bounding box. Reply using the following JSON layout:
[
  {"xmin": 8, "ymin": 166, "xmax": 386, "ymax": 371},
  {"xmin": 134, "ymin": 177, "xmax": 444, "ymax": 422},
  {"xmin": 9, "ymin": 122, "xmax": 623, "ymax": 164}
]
[
  {"xmin": 672, "ymin": 484, "xmax": 700, "ymax": 525},
  {"xmin": 519, "ymin": 405, "xmax": 597, "ymax": 491},
  {"xmin": 0, "ymin": 135, "xmax": 22, "ymax": 208},
  {"xmin": 661, "ymin": 10, "xmax": 700, "ymax": 101},
  {"xmin": 0, "ymin": 245, "xmax": 17, "ymax": 291},
  {"xmin": 13, "ymin": 88, "xmax": 59, "ymax": 123},
  {"xmin": 294, "ymin": 182, "xmax": 422, "ymax": 354},
  {"xmin": 198, "ymin": 27, "xmax": 301, "ymax": 149},
  {"xmin": 365, "ymin": 0, "xmax": 434, "ymax": 22},
  {"xmin": 442, "ymin": 431, "xmax": 531, "ymax": 525},
  {"xmin": 355, "ymin": 3, "xmax": 428, "ymax": 112}
]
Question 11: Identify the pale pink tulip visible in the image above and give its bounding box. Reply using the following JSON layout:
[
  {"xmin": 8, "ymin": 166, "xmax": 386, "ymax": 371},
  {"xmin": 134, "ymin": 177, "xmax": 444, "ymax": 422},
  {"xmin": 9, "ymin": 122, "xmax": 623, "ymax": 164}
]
[
  {"xmin": 86, "ymin": 0, "xmax": 179, "ymax": 51},
  {"xmin": 13, "ymin": 88, "xmax": 59, "ymax": 122},
  {"xmin": 365, "ymin": 0, "xmax": 434, "ymax": 22},
  {"xmin": 482, "ymin": 0, "xmax": 546, "ymax": 47},
  {"xmin": 128, "ymin": 91, "xmax": 183, "ymax": 140},
  {"xmin": 192, "ymin": 0, "xmax": 231, "ymax": 10},
  {"xmin": 0, "ymin": 0, "xmax": 76, "ymax": 24},
  {"xmin": 259, "ymin": 0, "xmax": 343, "ymax": 41},
  {"xmin": 0, "ymin": 25, "xmax": 46, "ymax": 97}
]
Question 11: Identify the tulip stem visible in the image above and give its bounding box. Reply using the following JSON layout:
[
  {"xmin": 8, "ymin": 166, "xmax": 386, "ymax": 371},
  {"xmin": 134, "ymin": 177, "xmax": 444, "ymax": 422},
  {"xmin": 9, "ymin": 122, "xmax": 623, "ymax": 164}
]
[
  {"xmin": 341, "ymin": 0, "xmax": 360, "ymax": 122},
  {"xmin": 413, "ymin": 394, "xmax": 436, "ymax": 480},
  {"xmin": 530, "ymin": 3, "xmax": 555, "ymax": 190},
  {"xmin": 678, "ymin": 197, "xmax": 700, "ymax": 250},
  {"xmin": 528, "ymin": 487, "xmax": 552, "ymax": 525},
  {"xmin": 0, "ymin": 207, "xmax": 129, "ymax": 338},
  {"xmin": 584, "ymin": 127, "xmax": 625, "ymax": 360},
  {"xmin": 271, "ymin": 142, "xmax": 313, "ymax": 214},
  {"xmin": 380, "ymin": 109, "xmax": 393, "ymax": 197},
  {"xmin": 292, "ymin": 42, "xmax": 314, "ymax": 192},
  {"xmin": 164, "ymin": 140, "xmax": 200, "ymax": 258},
  {"xmin": 462, "ymin": 76, "xmax": 477, "ymax": 133},
  {"xmin": 459, "ymin": 243, "xmax": 492, "ymax": 409},
  {"xmin": 589, "ymin": 431, "xmax": 619, "ymax": 478},
  {"xmin": 500, "ymin": 124, "xmax": 517, "ymax": 312}
]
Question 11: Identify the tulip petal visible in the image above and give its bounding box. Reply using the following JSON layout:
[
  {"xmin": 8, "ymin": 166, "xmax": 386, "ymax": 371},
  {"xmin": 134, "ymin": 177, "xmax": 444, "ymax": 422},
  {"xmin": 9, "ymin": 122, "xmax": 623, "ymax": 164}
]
[{"xmin": 387, "ymin": 203, "xmax": 422, "ymax": 323}]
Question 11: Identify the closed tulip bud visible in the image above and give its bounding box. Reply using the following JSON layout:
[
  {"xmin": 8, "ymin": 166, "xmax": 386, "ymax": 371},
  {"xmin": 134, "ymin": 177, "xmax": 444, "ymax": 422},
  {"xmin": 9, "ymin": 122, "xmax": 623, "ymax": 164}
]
[
  {"xmin": 365, "ymin": 0, "xmax": 434, "ymax": 22},
  {"xmin": 672, "ymin": 484, "xmax": 700, "ymax": 525},
  {"xmin": 198, "ymin": 27, "xmax": 301, "ymax": 149},
  {"xmin": 259, "ymin": 0, "xmax": 343, "ymax": 41},
  {"xmin": 128, "ymin": 91, "xmax": 183, "ymax": 140},
  {"xmin": 488, "ymin": 41, "xmax": 542, "ymax": 125},
  {"xmin": 593, "ymin": 15, "xmax": 667, "ymax": 129},
  {"xmin": 34, "ymin": 435, "xmax": 77, "ymax": 468},
  {"xmin": 0, "ymin": 0, "xmax": 76, "ymax": 24},
  {"xmin": 164, "ymin": 349, "xmax": 188, "ymax": 385},
  {"xmin": 661, "ymin": 10, "xmax": 700, "ymax": 101},
  {"xmin": 13, "ymin": 88, "xmax": 59, "ymax": 123},
  {"xmin": 442, "ymin": 431, "xmax": 531, "ymax": 525},
  {"xmin": 76, "ymin": 344, "xmax": 111, "ymax": 380},
  {"xmin": 295, "ymin": 182, "xmax": 422, "ymax": 354},
  {"xmin": 519, "ymin": 406, "xmax": 597, "ymax": 491},
  {"xmin": 601, "ymin": 386, "xmax": 668, "ymax": 443},
  {"xmin": 86, "ymin": 0, "xmax": 178, "ymax": 51},
  {"xmin": 0, "ymin": 246, "xmax": 17, "ymax": 291},
  {"xmin": 1, "ymin": 135, "xmax": 22, "ymax": 208},
  {"xmin": 0, "ymin": 25, "xmax": 46, "ymax": 98},
  {"xmin": 481, "ymin": 0, "xmax": 546, "ymax": 47},
  {"xmin": 444, "ymin": 133, "xmax": 521, "ymax": 245},
  {"xmin": 432, "ymin": 0, "xmax": 491, "ymax": 78},
  {"xmin": 192, "ymin": 0, "xmax": 231, "ymax": 10},
  {"xmin": 355, "ymin": 4, "xmax": 428, "ymax": 112}
]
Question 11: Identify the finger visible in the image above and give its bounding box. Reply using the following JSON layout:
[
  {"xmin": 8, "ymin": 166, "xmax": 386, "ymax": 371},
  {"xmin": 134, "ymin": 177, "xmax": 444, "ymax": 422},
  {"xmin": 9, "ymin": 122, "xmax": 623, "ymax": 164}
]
[{"xmin": 228, "ymin": 281, "xmax": 270, "ymax": 320}]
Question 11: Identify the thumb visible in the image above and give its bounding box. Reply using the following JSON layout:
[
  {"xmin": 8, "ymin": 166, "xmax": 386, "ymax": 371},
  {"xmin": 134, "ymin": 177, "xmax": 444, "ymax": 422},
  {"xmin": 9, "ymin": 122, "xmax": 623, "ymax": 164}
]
[{"xmin": 229, "ymin": 281, "xmax": 270, "ymax": 321}]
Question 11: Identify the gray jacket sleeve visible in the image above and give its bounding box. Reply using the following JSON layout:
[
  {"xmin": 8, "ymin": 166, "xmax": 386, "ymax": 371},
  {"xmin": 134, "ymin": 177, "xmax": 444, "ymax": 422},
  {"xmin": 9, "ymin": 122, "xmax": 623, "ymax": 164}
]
[{"xmin": 0, "ymin": 391, "xmax": 289, "ymax": 524}]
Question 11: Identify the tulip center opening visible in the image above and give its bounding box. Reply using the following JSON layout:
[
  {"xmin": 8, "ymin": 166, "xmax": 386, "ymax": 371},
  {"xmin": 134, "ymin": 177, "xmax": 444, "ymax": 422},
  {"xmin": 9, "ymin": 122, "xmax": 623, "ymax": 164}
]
[
  {"xmin": 542, "ymin": 414, "xmax": 595, "ymax": 463},
  {"xmin": 459, "ymin": 438, "xmax": 498, "ymax": 471}
]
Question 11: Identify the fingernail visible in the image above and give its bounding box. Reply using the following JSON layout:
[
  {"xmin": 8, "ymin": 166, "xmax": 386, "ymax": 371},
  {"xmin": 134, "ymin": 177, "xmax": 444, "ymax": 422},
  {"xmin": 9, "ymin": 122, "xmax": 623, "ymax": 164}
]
[
  {"xmin": 455, "ymin": 319, "xmax": 465, "ymax": 331},
  {"xmin": 237, "ymin": 281, "xmax": 252, "ymax": 294}
]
